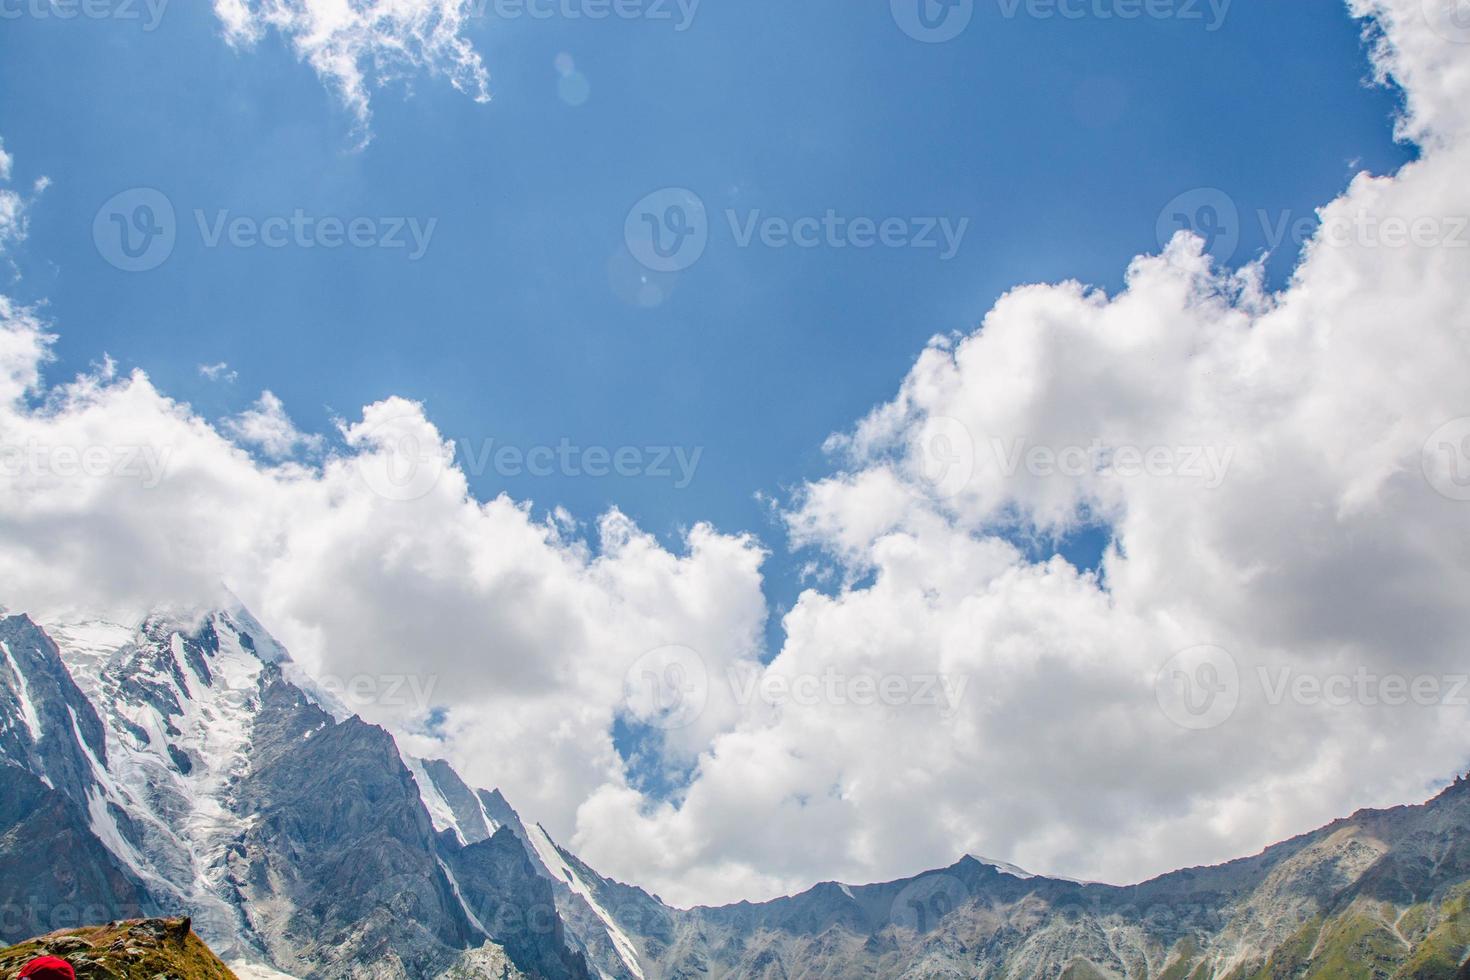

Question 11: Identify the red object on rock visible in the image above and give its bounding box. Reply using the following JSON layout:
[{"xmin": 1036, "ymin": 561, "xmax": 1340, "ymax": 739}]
[{"xmin": 18, "ymin": 956, "xmax": 76, "ymax": 980}]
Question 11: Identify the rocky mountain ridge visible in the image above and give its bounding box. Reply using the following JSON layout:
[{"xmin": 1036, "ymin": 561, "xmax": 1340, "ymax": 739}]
[{"xmin": 1, "ymin": 603, "xmax": 1468, "ymax": 978}]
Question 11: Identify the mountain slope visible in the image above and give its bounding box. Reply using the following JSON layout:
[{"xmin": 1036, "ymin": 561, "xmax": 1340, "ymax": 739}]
[
  {"xmin": 5, "ymin": 605, "xmax": 595, "ymax": 979},
  {"xmin": 0, "ymin": 916, "xmax": 237, "ymax": 979},
  {"xmin": 4, "ymin": 600, "xmax": 1470, "ymax": 978},
  {"xmin": 0, "ymin": 615, "xmax": 156, "ymax": 943},
  {"xmin": 592, "ymin": 778, "xmax": 1470, "ymax": 979},
  {"xmin": 0, "ymin": 762, "xmax": 153, "ymax": 941},
  {"xmin": 0, "ymin": 615, "xmax": 111, "ymax": 816}
]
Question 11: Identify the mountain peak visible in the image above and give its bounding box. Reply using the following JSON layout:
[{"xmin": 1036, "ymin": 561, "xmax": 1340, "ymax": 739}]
[{"xmin": 958, "ymin": 853, "xmax": 1034, "ymax": 880}]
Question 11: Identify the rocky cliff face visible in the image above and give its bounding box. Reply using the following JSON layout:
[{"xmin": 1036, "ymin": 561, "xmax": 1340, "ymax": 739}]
[
  {"xmin": 228, "ymin": 691, "xmax": 479, "ymax": 978},
  {"xmin": 2, "ymin": 600, "xmax": 1469, "ymax": 978},
  {"xmin": 0, "ymin": 763, "xmax": 152, "ymax": 942},
  {"xmin": 0, "ymin": 615, "xmax": 109, "ymax": 814},
  {"xmin": 0, "ymin": 605, "xmax": 595, "ymax": 979}
]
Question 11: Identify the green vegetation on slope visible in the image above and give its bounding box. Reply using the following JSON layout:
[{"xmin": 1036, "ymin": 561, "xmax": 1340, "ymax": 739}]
[
  {"xmin": 0, "ymin": 917, "xmax": 237, "ymax": 980},
  {"xmin": 1393, "ymin": 887, "xmax": 1470, "ymax": 979}
]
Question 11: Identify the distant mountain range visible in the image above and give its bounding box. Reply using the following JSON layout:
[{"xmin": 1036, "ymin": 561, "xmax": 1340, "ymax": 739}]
[{"xmin": 1, "ymin": 603, "xmax": 1468, "ymax": 978}]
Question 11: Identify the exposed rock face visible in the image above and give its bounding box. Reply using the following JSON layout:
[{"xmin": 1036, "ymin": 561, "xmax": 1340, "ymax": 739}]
[
  {"xmin": 229, "ymin": 694, "xmax": 480, "ymax": 978},
  {"xmin": 0, "ymin": 764, "xmax": 152, "ymax": 944},
  {"xmin": 442, "ymin": 941, "xmax": 530, "ymax": 980},
  {"xmin": 438, "ymin": 827, "xmax": 588, "ymax": 980},
  {"xmin": 0, "ymin": 916, "xmax": 237, "ymax": 979},
  {"xmin": 0, "ymin": 615, "xmax": 153, "ymax": 946},
  {"xmin": 0, "ymin": 615, "xmax": 109, "ymax": 813}
]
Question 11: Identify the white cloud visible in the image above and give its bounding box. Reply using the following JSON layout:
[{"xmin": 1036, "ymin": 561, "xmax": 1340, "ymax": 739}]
[
  {"xmin": 563, "ymin": 0, "xmax": 1470, "ymax": 905},
  {"xmin": 0, "ymin": 296, "xmax": 54, "ymax": 404},
  {"xmin": 212, "ymin": 0, "xmax": 490, "ymax": 143},
  {"xmin": 199, "ymin": 361, "xmax": 238, "ymax": 383},
  {"xmin": 0, "ymin": 138, "xmax": 45, "ymax": 260},
  {"xmin": 223, "ymin": 390, "xmax": 324, "ymax": 459},
  {"xmin": 1, "ymin": 0, "xmax": 1468, "ymax": 912},
  {"xmin": 1350, "ymin": 0, "xmax": 1470, "ymax": 149},
  {"xmin": 0, "ymin": 319, "xmax": 768, "ymax": 847}
]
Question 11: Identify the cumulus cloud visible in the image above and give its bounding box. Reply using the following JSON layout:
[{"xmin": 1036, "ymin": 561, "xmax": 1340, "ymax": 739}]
[
  {"xmin": 212, "ymin": 0, "xmax": 490, "ymax": 143},
  {"xmin": 563, "ymin": 0, "xmax": 1470, "ymax": 905},
  {"xmin": 0, "ymin": 124, "xmax": 766, "ymax": 833},
  {"xmin": 2, "ymin": 0, "xmax": 1469, "ymax": 911},
  {"xmin": 0, "ymin": 324, "xmax": 769, "ymax": 835}
]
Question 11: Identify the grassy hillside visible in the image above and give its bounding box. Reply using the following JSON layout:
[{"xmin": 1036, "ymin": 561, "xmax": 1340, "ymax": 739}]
[{"xmin": 0, "ymin": 917, "xmax": 237, "ymax": 980}]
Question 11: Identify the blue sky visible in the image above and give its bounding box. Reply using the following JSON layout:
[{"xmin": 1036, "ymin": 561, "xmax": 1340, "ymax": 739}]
[
  {"xmin": 8, "ymin": 0, "xmax": 1470, "ymax": 906},
  {"xmin": 0, "ymin": 1, "xmax": 1410, "ymax": 642}
]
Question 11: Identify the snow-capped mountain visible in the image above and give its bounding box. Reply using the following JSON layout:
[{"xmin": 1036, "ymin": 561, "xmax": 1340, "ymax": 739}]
[
  {"xmin": 4, "ymin": 602, "xmax": 1470, "ymax": 978},
  {"xmin": 0, "ymin": 605, "xmax": 600, "ymax": 978}
]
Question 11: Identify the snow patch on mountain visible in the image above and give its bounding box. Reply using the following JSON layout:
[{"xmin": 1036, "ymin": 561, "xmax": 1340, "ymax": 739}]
[
  {"xmin": 405, "ymin": 753, "xmax": 470, "ymax": 845},
  {"xmin": 229, "ymin": 962, "xmax": 304, "ymax": 980},
  {"xmin": 1, "ymin": 640, "xmax": 42, "ymax": 749},
  {"xmin": 969, "ymin": 855, "xmax": 1034, "ymax": 880},
  {"xmin": 44, "ymin": 611, "xmax": 278, "ymax": 956},
  {"xmin": 67, "ymin": 703, "xmax": 152, "ymax": 884},
  {"xmin": 21, "ymin": 604, "xmax": 636, "ymax": 976},
  {"xmin": 436, "ymin": 853, "xmax": 491, "ymax": 938},
  {"xmin": 45, "ymin": 620, "xmax": 135, "ymax": 698},
  {"xmin": 526, "ymin": 822, "xmax": 645, "ymax": 980}
]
